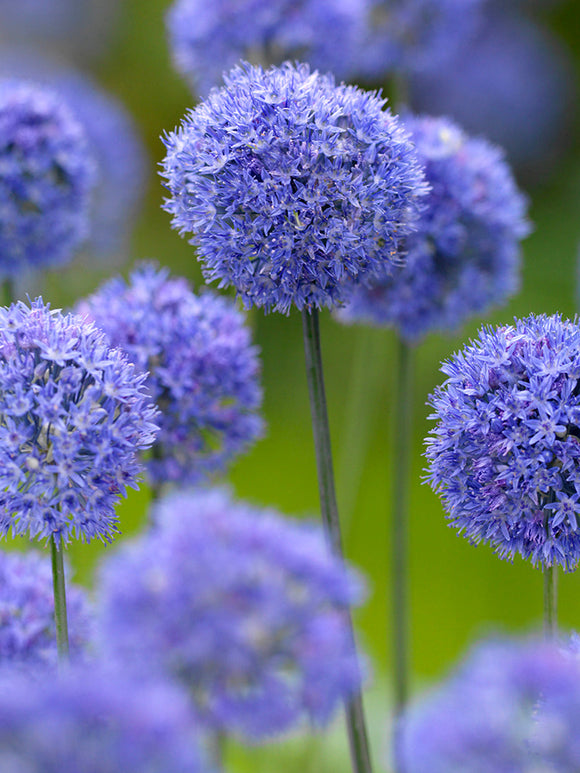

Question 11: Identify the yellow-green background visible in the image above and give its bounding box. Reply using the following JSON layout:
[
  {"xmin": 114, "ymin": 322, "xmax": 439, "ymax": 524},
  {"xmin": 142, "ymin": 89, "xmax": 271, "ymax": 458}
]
[{"xmin": 10, "ymin": 1, "xmax": 580, "ymax": 770}]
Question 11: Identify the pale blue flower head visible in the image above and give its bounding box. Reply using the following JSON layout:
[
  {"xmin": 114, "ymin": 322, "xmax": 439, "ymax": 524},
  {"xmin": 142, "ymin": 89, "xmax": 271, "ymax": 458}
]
[
  {"xmin": 166, "ymin": 0, "xmax": 366, "ymax": 97},
  {"xmin": 97, "ymin": 487, "xmax": 366, "ymax": 740},
  {"xmin": 426, "ymin": 314, "xmax": 580, "ymax": 570},
  {"xmin": 338, "ymin": 115, "xmax": 530, "ymax": 342},
  {"xmin": 0, "ymin": 548, "xmax": 92, "ymax": 671},
  {"xmin": 161, "ymin": 61, "xmax": 429, "ymax": 314},
  {"xmin": 0, "ymin": 298, "xmax": 158, "ymax": 546},
  {"xmin": 0, "ymin": 81, "xmax": 96, "ymax": 277},
  {"xmin": 78, "ymin": 263, "xmax": 263, "ymax": 486}
]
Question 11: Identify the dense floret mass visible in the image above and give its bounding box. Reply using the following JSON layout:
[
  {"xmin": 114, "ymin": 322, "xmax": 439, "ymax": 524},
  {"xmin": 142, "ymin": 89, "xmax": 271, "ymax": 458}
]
[
  {"xmin": 98, "ymin": 488, "xmax": 365, "ymax": 739},
  {"xmin": 405, "ymin": 637, "xmax": 579, "ymax": 772},
  {"xmin": 0, "ymin": 81, "xmax": 95, "ymax": 276},
  {"xmin": 339, "ymin": 115, "xmax": 530, "ymax": 341},
  {"xmin": 0, "ymin": 299, "xmax": 158, "ymax": 545},
  {"xmin": 0, "ymin": 665, "xmax": 209, "ymax": 773},
  {"xmin": 161, "ymin": 61, "xmax": 428, "ymax": 314},
  {"xmin": 166, "ymin": 0, "xmax": 366, "ymax": 96},
  {"xmin": 78, "ymin": 263, "xmax": 263, "ymax": 486},
  {"xmin": 0, "ymin": 549, "xmax": 92, "ymax": 670},
  {"xmin": 426, "ymin": 315, "xmax": 580, "ymax": 569}
]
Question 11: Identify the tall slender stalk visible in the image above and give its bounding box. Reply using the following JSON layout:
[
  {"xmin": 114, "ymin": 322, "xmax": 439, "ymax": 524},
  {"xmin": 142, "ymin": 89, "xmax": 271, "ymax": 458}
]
[
  {"xmin": 302, "ymin": 308, "xmax": 373, "ymax": 773},
  {"xmin": 543, "ymin": 564, "xmax": 557, "ymax": 639},
  {"xmin": 51, "ymin": 536, "xmax": 70, "ymax": 662},
  {"xmin": 391, "ymin": 337, "xmax": 414, "ymax": 773}
]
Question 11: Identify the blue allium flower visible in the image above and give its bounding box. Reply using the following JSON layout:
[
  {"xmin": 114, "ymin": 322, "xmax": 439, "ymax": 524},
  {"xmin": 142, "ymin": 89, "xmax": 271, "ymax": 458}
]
[
  {"xmin": 0, "ymin": 665, "xmax": 210, "ymax": 772},
  {"xmin": 425, "ymin": 314, "xmax": 580, "ymax": 570},
  {"xmin": 0, "ymin": 298, "xmax": 158, "ymax": 546},
  {"xmin": 0, "ymin": 81, "xmax": 96, "ymax": 278},
  {"xmin": 405, "ymin": 636, "xmax": 578, "ymax": 772},
  {"xmin": 338, "ymin": 115, "xmax": 530, "ymax": 342},
  {"xmin": 0, "ymin": 548, "xmax": 92, "ymax": 671},
  {"xmin": 78, "ymin": 263, "xmax": 263, "ymax": 486},
  {"xmin": 97, "ymin": 488, "xmax": 365, "ymax": 740},
  {"xmin": 161, "ymin": 61, "xmax": 428, "ymax": 315},
  {"xmin": 359, "ymin": 0, "xmax": 484, "ymax": 79},
  {"xmin": 166, "ymin": 0, "xmax": 366, "ymax": 97}
]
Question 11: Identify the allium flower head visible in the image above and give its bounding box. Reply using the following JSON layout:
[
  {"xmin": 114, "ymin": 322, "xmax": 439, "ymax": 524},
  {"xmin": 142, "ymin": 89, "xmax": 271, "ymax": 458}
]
[
  {"xmin": 426, "ymin": 314, "xmax": 580, "ymax": 569},
  {"xmin": 78, "ymin": 263, "xmax": 263, "ymax": 486},
  {"xmin": 166, "ymin": 0, "xmax": 366, "ymax": 97},
  {"xmin": 0, "ymin": 548, "xmax": 92, "ymax": 670},
  {"xmin": 339, "ymin": 115, "xmax": 530, "ymax": 342},
  {"xmin": 0, "ymin": 665, "xmax": 209, "ymax": 773},
  {"xmin": 0, "ymin": 298, "xmax": 158, "ymax": 546},
  {"xmin": 98, "ymin": 488, "xmax": 365, "ymax": 739},
  {"xmin": 161, "ymin": 61, "xmax": 428, "ymax": 315},
  {"xmin": 405, "ymin": 636, "xmax": 578, "ymax": 772},
  {"xmin": 0, "ymin": 81, "xmax": 95, "ymax": 277}
]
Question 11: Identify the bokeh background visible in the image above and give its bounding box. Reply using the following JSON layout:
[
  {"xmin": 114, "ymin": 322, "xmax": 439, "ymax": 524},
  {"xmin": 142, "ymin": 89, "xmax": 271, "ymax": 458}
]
[{"xmin": 2, "ymin": 0, "xmax": 580, "ymax": 770}]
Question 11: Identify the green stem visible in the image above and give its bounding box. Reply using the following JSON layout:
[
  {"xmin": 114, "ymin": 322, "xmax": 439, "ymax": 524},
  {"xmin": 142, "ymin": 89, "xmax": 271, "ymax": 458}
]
[
  {"xmin": 51, "ymin": 536, "xmax": 70, "ymax": 662},
  {"xmin": 302, "ymin": 308, "xmax": 373, "ymax": 773},
  {"xmin": 392, "ymin": 338, "xmax": 414, "ymax": 773},
  {"xmin": 543, "ymin": 564, "xmax": 557, "ymax": 639},
  {"xmin": 1, "ymin": 279, "xmax": 14, "ymax": 307}
]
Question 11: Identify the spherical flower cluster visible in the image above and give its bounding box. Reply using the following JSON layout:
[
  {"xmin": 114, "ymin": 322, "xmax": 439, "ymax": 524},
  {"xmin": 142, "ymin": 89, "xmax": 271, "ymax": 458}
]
[
  {"xmin": 338, "ymin": 115, "xmax": 530, "ymax": 342},
  {"xmin": 0, "ymin": 298, "xmax": 158, "ymax": 546},
  {"xmin": 359, "ymin": 0, "xmax": 484, "ymax": 78},
  {"xmin": 0, "ymin": 81, "xmax": 95, "ymax": 277},
  {"xmin": 161, "ymin": 61, "xmax": 428, "ymax": 315},
  {"xmin": 426, "ymin": 314, "xmax": 580, "ymax": 570},
  {"xmin": 78, "ymin": 263, "xmax": 263, "ymax": 486},
  {"xmin": 0, "ymin": 549, "xmax": 92, "ymax": 670},
  {"xmin": 97, "ymin": 488, "xmax": 365, "ymax": 740},
  {"xmin": 0, "ymin": 665, "xmax": 209, "ymax": 773},
  {"xmin": 404, "ymin": 636, "xmax": 579, "ymax": 772},
  {"xmin": 166, "ymin": 0, "xmax": 366, "ymax": 97}
]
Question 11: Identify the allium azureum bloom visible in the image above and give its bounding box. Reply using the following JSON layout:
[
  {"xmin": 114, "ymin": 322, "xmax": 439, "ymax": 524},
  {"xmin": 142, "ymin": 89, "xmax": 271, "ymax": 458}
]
[
  {"xmin": 166, "ymin": 0, "xmax": 366, "ymax": 97},
  {"xmin": 161, "ymin": 61, "xmax": 428, "ymax": 315},
  {"xmin": 338, "ymin": 115, "xmax": 530, "ymax": 342},
  {"xmin": 0, "ymin": 299, "xmax": 158, "ymax": 545},
  {"xmin": 0, "ymin": 81, "xmax": 95, "ymax": 277},
  {"xmin": 98, "ymin": 488, "xmax": 365, "ymax": 739},
  {"xmin": 78, "ymin": 263, "xmax": 263, "ymax": 486},
  {"xmin": 404, "ymin": 636, "xmax": 578, "ymax": 772},
  {"xmin": 425, "ymin": 314, "xmax": 580, "ymax": 570},
  {"xmin": 0, "ymin": 666, "xmax": 209, "ymax": 773},
  {"xmin": 0, "ymin": 549, "xmax": 92, "ymax": 670}
]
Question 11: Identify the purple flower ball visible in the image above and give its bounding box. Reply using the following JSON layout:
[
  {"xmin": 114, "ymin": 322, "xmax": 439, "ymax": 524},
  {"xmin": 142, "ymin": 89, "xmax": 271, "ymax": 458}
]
[
  {"xmin": 426, "ymin": 314, "xmax": 580, "ymax": 570},
  {"xmin": 97, "ymin": 487, "xmax": 366, "ymax": 740},
  {"xmin": 0, "ymin": 81, "xmax": 96, "ymax": 277},
  {"xmin": 161, "ymin": 61, "xmax": 428, "ymax": 315},
  {"xmin": 338, "ymin": 115, "xmax": 530, "ymax": 342},
  {"xmin": 0, "ymin": 298, "xmax": 158, "ymax": 546},
  {"xmin": 78, "ymin": 263, "xmax": 264, "ymax": 486},
  {"xmin": 0, "ymin": 548, "xmax": 92, "ymax": 671}
]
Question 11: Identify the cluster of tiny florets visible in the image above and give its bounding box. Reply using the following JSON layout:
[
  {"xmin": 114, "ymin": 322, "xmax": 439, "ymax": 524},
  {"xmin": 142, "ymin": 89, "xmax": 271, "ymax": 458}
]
[
  {"xmin": 339, "ymin": 115, "xmax": 530, "ymax": 341},
  {"xmin": 0, "ymin": 80, "xmax": 95, "ymax": 277},
  {"xmin": 97, "ymin": 488, "xmax": 365, "ymax": 740},
  {"xmin": 0, "ymin": 298, "xmax": 158, "ymax": 546},
  {"xmin": 0, "ymin": 665, "xmax": 209, "ymax": 773},
  {"xmin": 166, "ymin": 0, "xmax": 366, "ymax": 97},
  {"xmin": 426, "ymin": 314, "xmax": 580, "ymax": 569},
  {"xmin": 161, "ymin": 61, "xmax": 428, "ymax": 315},
  {"xmin": 405, "ymin": 637, "xmax": 579, "ymax": 772},
  {"xmin": 0, "ymin": 549, "xmax": 92, "ymax": 670},
  {"xmin": 78, "ymin": 263, "xmax": 263, "ymax": 486}
]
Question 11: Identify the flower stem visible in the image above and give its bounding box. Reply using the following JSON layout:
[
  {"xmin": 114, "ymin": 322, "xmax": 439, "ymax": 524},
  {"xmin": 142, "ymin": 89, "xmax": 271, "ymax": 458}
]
[
  {"xmin": 51, "ymin": 536, "xmax": 70, "ymax": 662},
  {"xmin": 392, "ymin": 337, "xmax": 414, "ymax": 773},
  {"xmin": 543, "ymin": 564, "xmax": 557, "ymax": 639},
  {"xmin": 1, "ymin": 279, "xmax": 14, "ymax": 307},
  {"xmin": 302, "ymin": 308, "xmax": 373, "ymax": 773}
]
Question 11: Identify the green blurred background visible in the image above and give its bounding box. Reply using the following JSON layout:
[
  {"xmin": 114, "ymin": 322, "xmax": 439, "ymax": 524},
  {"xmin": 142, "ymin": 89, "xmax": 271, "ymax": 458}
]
[{"xmin": 6, "ymin": 0, "xmax": 580, "ymax": 770}]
